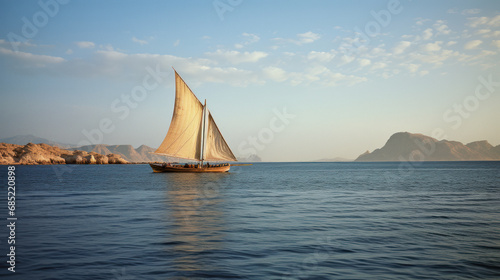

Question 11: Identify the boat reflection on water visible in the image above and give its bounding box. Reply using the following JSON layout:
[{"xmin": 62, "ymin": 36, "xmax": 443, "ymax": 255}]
[{"xmin": 161, "ymin": 173, "xmax": 229, "ymax": 275}]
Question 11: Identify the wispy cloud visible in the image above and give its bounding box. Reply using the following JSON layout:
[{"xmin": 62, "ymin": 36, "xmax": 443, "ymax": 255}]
[
  {"xmin": 422, "ymin": 41, "xmax": 443, "ymax": 52},
  {"xmin": 433, "ymin": 20, "xmax": 451, "ymax": 35},
  {"xmin": 75, "ymin": 41, "xmax": 95, "ymax": 49},
  {"xmin": 235, "ymin": 33, "xmax": 260, "ymax": 49},
  {"xmin": 464, "ymin": 39, "xmax": 483, "ymax": 50},
  {"xmin": 402, "ymin": 63, "xmax": 420, "ymax": 73},
  {"xmin": 371, "ymin": 62, "xmax": 388, "ymax": 70},
  {"xmin": 462, "ymin": 9, "xmax": 481, "ymax": 15},
  {"xmin": 205, "ymin": 49, "xmax": 268, "ymax": 64},
  {"xmin": 393, "ymin": 41, "xmax": 411, "ymax": 55},
  {"xmin": 0, "ymin": 47, "xmax": 64, "ymax": 67},
  {"xmin": 419, "ymin": 70, "xmax": 429, "ymax": 76},
  {"xmin": 271, "ymin": 65, "xmax": 367, "ymax": 87},
  {"xmin": 132, "ymin": 37, "xmax": 148, "ymax": 45},
  {"xmin": 307, "ymin": 50, "xmax": 336, "ymax": 62},
  {"xmin": 273, "ymin": 31, "xmax": 321, "ymax": 46},
  {"xmin": 446, "ymin": 8, "xmax": 458, "ymax": 14},
  {"xmin": 422, "ymin": 28, "xmax": 433, "ymax": 40},
  {"xmin": 262, "ymin": 66, "xmax": 287, "ymax": 82},
  {"xmin": 467, "ymin": 15, "xmax": 500, "ymax": 28},
  {"xmin": 0, "ymin": 39, "xmax": 37, "ymax": 49},
  {"xmin": 492, "ymin": 40, "xmax": 500, "ymax": 50},
  {"xmin": 297, "ymin": 31, "xmax": 321, "ymax": 44},
  {"xmin": 358, "ymin": 58, "xmax": 371, "ymax": 68},
  {"xmin": 447, "ymin": 8, "xmax": 481, "ymax": 15}
]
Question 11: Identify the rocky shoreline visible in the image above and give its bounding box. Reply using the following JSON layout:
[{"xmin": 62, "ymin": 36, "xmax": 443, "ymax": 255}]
[{"xmin": 0, "ymin": 143, "xmax": 129, "ymax": 165}]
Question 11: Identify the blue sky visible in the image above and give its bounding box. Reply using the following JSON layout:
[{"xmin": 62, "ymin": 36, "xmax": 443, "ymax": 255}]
[{"xmin": 1, "ymin": 0, "xmax": 499, "ymax": 161}]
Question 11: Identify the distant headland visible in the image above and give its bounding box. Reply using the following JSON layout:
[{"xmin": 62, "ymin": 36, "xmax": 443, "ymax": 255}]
[{"xmin": 355, "ymin": 132, "xmax": 500, "ymax": 162}]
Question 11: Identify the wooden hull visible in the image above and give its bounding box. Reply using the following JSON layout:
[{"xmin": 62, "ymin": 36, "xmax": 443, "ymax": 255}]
[{"xmin": 149, "ymin": 163, "xmax": 230, "ymax": 173}]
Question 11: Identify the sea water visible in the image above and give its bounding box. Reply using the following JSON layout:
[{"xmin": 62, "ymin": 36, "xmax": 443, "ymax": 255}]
[{"xmin": 0, "ymin": 162, "xmax": 499, "ymax": 279}]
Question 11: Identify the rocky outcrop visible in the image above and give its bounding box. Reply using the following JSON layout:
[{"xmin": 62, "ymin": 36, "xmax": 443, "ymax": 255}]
[
  {"xmin": 2, "ymin": 136, "xmax": 186, "ymax": 163},
  {"xmin": 355, "ymin": 132, "xmax": 500, "ymax": 162},
  {"xmin": 106, "ymin": 154, "xmax": 128, "ymax": 164},
  {"xmin": 0, "ymin": 143, "xmax": 128, "ymax": 165},
  {"xmin": 73, "ymin": 144, "xmax": 172, "ymax": 163}
]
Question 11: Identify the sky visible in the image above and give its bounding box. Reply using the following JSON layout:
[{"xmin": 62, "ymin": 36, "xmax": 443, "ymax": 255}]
[{"xmin": 0, "ymin": 0, "xmax": 499, "ymax": 162}]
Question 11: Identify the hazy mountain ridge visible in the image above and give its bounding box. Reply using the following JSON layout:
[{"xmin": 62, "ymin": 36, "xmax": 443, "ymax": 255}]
[
  {"xmin": 0, "ymin": 134, "xmax": 75, "ymax": 148},
  {"xmin": 237, "ymin": 154, "xmax": 262, "ymax": 162},
  {"xmin": 356, "ymin": 132, "xmax": 500, "ymax": 162},
  {"xmin": 78, "ymin": 144, "xmax": 261, "ymax": 162}
]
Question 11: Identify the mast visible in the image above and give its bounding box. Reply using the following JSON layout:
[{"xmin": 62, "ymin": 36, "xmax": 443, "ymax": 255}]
[{"xmin": 200, "ymin": 99, "xmax": 207, "ymax": 167}]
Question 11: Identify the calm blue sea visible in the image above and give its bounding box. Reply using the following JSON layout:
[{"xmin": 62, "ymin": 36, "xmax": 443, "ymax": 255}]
[{"xmin": 1, "ymin": 162, "xmax": 500, "ymax": 279}]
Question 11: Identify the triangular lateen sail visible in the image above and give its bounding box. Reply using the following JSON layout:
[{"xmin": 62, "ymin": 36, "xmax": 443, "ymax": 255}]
[
  {"xmin": 204, "ymin": 110, "xmax": 238, "ymax": 162},
  {"xmin": 154, "ymin": 71, "xmax": 204, "ymax": 160}
]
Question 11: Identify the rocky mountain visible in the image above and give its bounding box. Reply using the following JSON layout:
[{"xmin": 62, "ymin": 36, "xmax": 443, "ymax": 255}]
[
  {"xmin": 73, "ymin": 144, "xmax": 172, "ymax": 163},
  {"xmin": 136, "ymin": 145, "xmax": 173, "ymax": 162},
  {"xmin": 0, "ymin": 143, "xmax": 128, "ymax": 165},
  {"xmin": 355, "ymin": 132, "xmax": 500, "ymax": 162},
  {"xmin": 0, "ymin": 134, "xmax": 74, "ymax": 148}
]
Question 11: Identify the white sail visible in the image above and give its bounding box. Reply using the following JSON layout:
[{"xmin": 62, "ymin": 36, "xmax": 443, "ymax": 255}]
[
  {"xmin": 154, "ymin": 71, "xmax": 204, "ymax": 160},
  {"xmin": 203, "ymin": 111, "xmax": 237, "ymax": 162}
]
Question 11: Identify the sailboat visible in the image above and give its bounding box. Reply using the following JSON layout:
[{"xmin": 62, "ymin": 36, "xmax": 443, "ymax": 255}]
[{"xmin": 149, "ymin": 69, "xmax": 238, "ymax": 173}]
